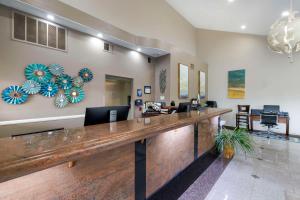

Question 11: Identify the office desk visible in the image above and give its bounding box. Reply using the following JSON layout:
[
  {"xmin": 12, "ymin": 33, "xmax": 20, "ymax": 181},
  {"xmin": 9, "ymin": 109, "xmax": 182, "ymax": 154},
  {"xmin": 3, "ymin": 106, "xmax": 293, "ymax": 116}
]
[
  {"xmin": 0, "ymin": 108, "xmax": 231, "ymax": 200},
  {"xmin": 250, "ymin": 110, "xmax": 290, "ymax": 136}
]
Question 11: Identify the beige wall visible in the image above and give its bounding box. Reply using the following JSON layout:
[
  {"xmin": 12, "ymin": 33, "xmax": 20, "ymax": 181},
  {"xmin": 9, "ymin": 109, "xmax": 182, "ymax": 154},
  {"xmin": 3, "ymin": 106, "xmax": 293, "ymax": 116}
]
[
  {"xmin": 0, "ymin": 5, "xmax": 155, "ymax": 136},
  {"xmin": 197, "ymin": 29, "xmax": 300, "ymax": 135},
  {"xmin": 58, "ymin": 0, "xmax": 197, "ymax": 56}
]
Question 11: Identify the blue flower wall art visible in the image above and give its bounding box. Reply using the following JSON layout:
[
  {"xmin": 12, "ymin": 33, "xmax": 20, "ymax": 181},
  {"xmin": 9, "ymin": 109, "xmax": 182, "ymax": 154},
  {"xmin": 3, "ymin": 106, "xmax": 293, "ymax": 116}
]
[
  {"xmin": 3, "ymin": 63, "xmax": 93, "ymax": 108},
  {"xmin": 79, "ymin": 68, "xmax": 93, "ymax": 82},
  {"xmin": 22, "ymin": 80, "xmax": 41, "ymax": 95},
  {"xmin": 48, "ymin": 64, "xmax": 64, "ymax": 76},
  {"xmin": 40, "ymin": 82, "xmax": 59, "ymax": 97},
  {"xmin": 65, "ymin": 87, "xmax": 85, "ymax": 104},
  {"xmin": 56, "ymin": 74, "xmax": 73, "ymax": 90},
  {"xmin": 55, "ymin": 94, "xmax": 69, "ymax": 108},
  {"xmin": 2, "ymin": 85, "xmax": 28, "ymax": 105},
  {"xmin": 25, "ymin": 64, "xmax": 52, "ymax": 83}
]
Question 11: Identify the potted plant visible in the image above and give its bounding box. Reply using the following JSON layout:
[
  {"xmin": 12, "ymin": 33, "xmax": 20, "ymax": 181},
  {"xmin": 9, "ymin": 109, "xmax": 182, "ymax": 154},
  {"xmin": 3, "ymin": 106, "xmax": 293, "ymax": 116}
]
[{"xmin": 215, "ymin": 128, "xmax": 254, "ymax": 159}]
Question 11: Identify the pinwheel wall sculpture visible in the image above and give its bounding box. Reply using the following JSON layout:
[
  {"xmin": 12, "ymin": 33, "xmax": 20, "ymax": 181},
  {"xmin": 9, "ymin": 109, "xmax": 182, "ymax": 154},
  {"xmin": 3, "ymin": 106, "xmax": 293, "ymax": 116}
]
[{"xmin": 1, "ymin": 63, "xmax": 94, "ymax": 108}]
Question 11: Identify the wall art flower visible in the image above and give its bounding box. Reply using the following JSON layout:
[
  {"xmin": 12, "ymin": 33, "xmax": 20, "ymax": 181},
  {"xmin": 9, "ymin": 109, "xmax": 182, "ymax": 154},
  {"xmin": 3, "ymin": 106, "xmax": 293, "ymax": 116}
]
[
  {"xmin": 48, "ymin": 64, "xmax": 64, "ymax": 76},
  {"xmin": 40, "ymin": 82, "xmax": 59, "ymax": 97},
  {"xmin": 65, "ymin": 87, "xmax": 85, "ymax": 104},
  {"xmin": 22, "ymin": 80, "xmax": 41, "ymax": 95},
  {"xmin": 55, "ymin": 93, "xmax": 69, "ymax": 108},
  {"xmin": 1, "ymin": 85, "xmax": 28, "ymax": 105},
  {"xmin": 73, "ymin": 76, "xmax": 84, "ymax": 88},
  {"xmin": 25, "ymin": 63, "xmax": 52, "ymax": 83},
  {"xmin": 79, "ymin": 68, "xmax": 93, "ymax": 82},
  {"xmin": 56, "ymin": 74, "xmax": 73, "ymax": 90}
]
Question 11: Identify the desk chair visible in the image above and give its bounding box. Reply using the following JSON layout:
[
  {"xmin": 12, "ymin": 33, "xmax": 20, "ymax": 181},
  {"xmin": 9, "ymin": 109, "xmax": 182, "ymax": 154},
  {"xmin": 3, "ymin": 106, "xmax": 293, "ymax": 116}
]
[
  {"xmin": 261, "ymin": 114, "xmax": 278, "ymax": 138},
  {"xmin": 177, "ymin": 102, "xmax": 191, "ymax": 113},
  {"xmin": 236, "ymin": 105, "xmax": 250, "ymax": 130}
]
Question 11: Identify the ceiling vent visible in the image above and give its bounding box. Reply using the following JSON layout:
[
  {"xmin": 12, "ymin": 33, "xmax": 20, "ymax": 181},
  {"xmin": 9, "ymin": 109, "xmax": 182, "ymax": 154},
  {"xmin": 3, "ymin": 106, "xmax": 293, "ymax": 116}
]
[{"xmin": 12, "ymin": 11, "xmax": 67, "ymax": 51}]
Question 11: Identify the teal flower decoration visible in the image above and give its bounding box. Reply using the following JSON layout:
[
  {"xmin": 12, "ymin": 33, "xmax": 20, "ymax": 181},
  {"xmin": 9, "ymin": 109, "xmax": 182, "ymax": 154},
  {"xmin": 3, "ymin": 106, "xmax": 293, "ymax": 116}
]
[
  {"xmin": 22, "ymin": 80, "xmax": 41, "ymax": 94},
  {"xmin": 40, "ymin": 82, "xmax": 59, "ymax": 97},
  {"xmin": 56, "ymin": 74, "xmax": 73, "ymax": 90},
  {"xmin": 48, "ymin": 64, "xmax": 64, "ymax": 76},
  {"xmin": 73, "ymin": 76, "xmax": 84, "ymax": 88},
  {"xmin": 55, "ymin": 94, "xmax": 68, "ymax": 108},
  {"xmin": 79, "ymin": 68, "xmax": 93, "ymax": 82},
  {"xmin": 65, "ymin": 87, "xmax": 85, "ymax": 104},
  {"xmin": 25, "ymin": 64, "xmax": 52, "ymax": 83},
  {"xmin": 2, "ymin": 85, "xmax": 28, "ymax": 105}
]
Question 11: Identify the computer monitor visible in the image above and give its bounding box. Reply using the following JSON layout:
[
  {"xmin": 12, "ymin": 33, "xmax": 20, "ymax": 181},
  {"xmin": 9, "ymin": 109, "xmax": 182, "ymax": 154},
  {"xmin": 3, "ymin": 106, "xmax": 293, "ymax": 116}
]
[
  {"xmin": 263, "ymin": 105, "xmax": 280, "ymax": 113},
  {"xmin": 84, "ymin": 106, "xmax": 130, "ymax": 126},
  {"xmin": 177, "ymin": 102, "xmax": 191, "ymax": 113}
]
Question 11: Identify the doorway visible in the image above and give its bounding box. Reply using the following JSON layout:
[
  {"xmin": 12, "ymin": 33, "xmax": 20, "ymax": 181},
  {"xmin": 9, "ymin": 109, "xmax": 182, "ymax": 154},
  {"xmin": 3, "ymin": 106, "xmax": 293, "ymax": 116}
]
[{"xmin": 105, "ymin": 75, "xmax": 133, "ymax": 119}]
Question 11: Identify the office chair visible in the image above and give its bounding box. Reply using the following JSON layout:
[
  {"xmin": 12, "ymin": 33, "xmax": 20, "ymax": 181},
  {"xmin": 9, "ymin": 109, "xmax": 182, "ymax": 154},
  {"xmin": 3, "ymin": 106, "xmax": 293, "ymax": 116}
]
[
  {"xmin": 177, "ymin": 102, "xmax": 191, "ymax": 113},
  {"xmin": 261, "ymin": 114, "xmax": 278, "ymax": 138}
]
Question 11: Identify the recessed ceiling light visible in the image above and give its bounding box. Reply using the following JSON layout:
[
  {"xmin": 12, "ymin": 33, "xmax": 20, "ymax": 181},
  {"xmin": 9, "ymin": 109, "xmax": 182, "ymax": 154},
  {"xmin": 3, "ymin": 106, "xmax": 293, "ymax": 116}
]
[
  {"xmin": 137, "ymin": 47, "xmax": 141, "ymax": 52},
  {"xmin": 228, "ymin": 0, "xmax": 235, "ymax": 3},
  {"xmin": 47, "ymin": 14, "xmax": 55, "ymax": 21},
  {"xmin": 241, "ymin": 25, "xmax": 247, "ymax": 30},
  {"xmin": 281, "ymin": 11, "xmax": 290, "ymax": 17},
  {"xmin": 97, "ymin": 33, "xmax": 103, "ymax": 38}
]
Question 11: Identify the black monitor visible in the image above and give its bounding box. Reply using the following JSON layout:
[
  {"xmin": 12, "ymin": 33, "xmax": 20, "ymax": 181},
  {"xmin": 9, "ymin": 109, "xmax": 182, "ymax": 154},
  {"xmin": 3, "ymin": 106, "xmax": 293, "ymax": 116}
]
[
  {"xmin": 206, "ymin": 101, "xmax": 218, "ymax": 108},
  {"xmin": 84, "ymin": 106, "xmax": 130, "ymax": 126},
  {"xmin": 263, "ymin": 105, "xmax": 280, "ymax": 113},
  {"xmin": 177, "ymin": 102, "xmax": 191, "ymax": 113}
]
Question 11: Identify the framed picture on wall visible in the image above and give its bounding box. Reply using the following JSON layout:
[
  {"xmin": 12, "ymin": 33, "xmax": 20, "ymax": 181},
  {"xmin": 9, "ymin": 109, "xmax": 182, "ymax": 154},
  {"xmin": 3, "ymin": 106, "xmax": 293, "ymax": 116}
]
[
  {"xmin": 199, "ymin": 71, "xmax": 206, "ymax": 99},
  {"xmin": 137, "ymin": 89, "xmax": 142, "ymax": 97},
  {"xmin": 144, "ymin": 86, "xmax": 151, "ymax": 94},
  {"xmin": 228, "ymin": 69, "xmax": 245, "ymax": 99},
  {"xmin": 178, "ymin": 63, "xmax": 189, "ymax": 99}
]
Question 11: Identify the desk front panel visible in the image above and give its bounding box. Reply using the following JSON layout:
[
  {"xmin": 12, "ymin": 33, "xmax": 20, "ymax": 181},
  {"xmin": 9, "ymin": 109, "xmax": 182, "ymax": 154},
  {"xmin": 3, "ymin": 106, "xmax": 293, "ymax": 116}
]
[
  {"xmin": 198, "ymin": 116, "xmax": 219, "ymax": 157},
  {"xmin": 146, "ymin": 125, "xmax": 194, "ymax": 198},
  {"xmin": 0, "ymin": 144, "xmax": 135, "ymax": 200}
]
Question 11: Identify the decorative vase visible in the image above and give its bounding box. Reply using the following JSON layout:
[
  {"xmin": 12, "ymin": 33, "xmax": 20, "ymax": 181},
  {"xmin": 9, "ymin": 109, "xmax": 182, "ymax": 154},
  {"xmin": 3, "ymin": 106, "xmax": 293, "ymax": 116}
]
[{"xmin": 223, "ymin": 144, "xmax": 235, "ymax": 159}]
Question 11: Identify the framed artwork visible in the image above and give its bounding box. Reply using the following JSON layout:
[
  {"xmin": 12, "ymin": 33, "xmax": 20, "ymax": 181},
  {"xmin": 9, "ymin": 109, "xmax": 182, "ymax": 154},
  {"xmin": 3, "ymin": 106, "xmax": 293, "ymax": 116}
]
[
  {"xmin": 228, "ymin": 69, "xmax": 245, "ymax": 99},
  {"xmin": 199, "ymin": 71, "xmax": 206, "ymax": 99},
  {"xmin": 137, "ymin": 89, "xmax": 142, "ymax": 97},
  {"xmin": 178, "ymin": 63, "xmax": 189, "ymax": 98},
  {"xmin": 144, "ymin": 86, "xmax": 151, "ymax": 94}
]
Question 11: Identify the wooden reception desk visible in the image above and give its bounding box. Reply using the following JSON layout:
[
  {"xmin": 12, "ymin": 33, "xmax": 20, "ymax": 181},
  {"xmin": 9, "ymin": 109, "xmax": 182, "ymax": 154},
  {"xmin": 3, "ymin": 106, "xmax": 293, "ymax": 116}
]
[{"xmin": 0, "ymin": 108, "xmax": 231, "ymax": 200}]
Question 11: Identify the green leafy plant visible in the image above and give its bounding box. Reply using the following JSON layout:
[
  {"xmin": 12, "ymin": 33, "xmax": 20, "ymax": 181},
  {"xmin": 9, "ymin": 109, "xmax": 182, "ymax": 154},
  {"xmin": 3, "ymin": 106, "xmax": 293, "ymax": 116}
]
[{"xmin": 216, "ymin": 128, "xmax": 254, "ymax": 157}]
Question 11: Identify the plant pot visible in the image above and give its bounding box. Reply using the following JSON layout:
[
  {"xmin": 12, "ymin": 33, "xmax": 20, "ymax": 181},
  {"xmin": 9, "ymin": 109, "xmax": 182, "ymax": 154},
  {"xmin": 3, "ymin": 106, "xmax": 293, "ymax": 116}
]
[{"xmin": 223, "ymin": 144, "xmax": 235, "ymax": 159}]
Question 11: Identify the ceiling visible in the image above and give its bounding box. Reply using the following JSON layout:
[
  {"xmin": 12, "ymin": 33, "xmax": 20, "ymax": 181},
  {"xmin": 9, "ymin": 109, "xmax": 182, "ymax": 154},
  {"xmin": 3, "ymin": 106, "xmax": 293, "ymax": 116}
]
[{"xmin": 166, "ymin": 0, "xmax": 300, "ymax": 35}]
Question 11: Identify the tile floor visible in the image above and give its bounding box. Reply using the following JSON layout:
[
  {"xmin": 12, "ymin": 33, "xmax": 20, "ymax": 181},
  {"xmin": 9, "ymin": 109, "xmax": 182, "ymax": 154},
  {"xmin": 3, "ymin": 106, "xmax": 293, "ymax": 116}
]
[{"xmin": 181, "ymin": 136, "xmax": 300, "ymax": 200}]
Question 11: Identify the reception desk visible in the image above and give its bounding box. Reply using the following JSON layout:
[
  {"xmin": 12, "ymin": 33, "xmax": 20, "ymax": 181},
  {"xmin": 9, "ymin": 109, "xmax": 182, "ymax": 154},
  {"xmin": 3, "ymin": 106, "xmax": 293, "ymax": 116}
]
[{"xmin": 0, "ymin": 108, "xmax": 231, "ymax": 200}]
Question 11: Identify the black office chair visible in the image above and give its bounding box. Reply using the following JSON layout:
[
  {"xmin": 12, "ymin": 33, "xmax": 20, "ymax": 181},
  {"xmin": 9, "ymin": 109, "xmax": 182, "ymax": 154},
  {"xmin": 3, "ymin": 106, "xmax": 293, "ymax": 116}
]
[
  {"xmin": 177, "ymin": 102, "xmax": 191, "ymax": 113},
  {"xmin": 261, "ymin": 114, "xmax": 278, "ymax": 138}
]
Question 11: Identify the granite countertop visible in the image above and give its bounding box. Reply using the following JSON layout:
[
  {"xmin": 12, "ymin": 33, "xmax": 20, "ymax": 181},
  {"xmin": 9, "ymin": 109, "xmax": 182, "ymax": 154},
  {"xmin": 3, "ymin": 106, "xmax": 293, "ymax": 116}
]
[{"xmin": 0, "ymin": 108, "xmax": 231, "ymax": 183}]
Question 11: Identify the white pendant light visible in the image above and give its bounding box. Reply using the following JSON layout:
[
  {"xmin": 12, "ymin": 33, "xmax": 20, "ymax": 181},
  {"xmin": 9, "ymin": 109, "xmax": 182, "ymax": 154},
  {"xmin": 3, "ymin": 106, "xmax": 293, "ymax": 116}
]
[{"xmin": 267, "ymin": 0, "xmax": 300, "ymax": 62}]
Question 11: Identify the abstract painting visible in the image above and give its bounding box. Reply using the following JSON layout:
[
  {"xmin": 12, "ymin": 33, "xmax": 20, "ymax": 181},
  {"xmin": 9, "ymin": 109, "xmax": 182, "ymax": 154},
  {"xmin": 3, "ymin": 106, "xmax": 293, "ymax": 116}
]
[
  {"xmin": 199, "ymin": 71, "xmax": 206, "ymax": 99},
  {"xmin": 228, "ymin": 69, "xmax": 245, "ymax": 99},
  {"xmin": 178, "ymin": 63, "xmax": 189, "ymax": 98}
]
